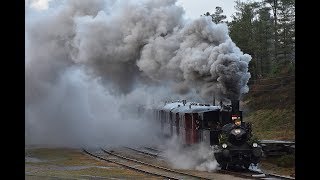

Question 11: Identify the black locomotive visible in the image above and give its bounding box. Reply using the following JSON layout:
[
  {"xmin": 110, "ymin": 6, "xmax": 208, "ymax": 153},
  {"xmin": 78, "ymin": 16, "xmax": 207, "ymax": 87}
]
[
  {"xmin": 152, "ymin": 99, "xmax": 262, "ymax": 170},
  {"xmin": 214, "ymin": 104, "xmax": 262, "ymax": 169}
]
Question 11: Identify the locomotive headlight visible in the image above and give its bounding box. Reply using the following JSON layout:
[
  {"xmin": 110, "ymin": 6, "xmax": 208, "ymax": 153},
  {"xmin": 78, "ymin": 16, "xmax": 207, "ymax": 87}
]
[
  {"xmin": 222, "ymin": 143, "xmax": 227, "ymax": 148},
  {"xmin": 252, "ymin": 143, "xmax": 258, "ymax": 147}
]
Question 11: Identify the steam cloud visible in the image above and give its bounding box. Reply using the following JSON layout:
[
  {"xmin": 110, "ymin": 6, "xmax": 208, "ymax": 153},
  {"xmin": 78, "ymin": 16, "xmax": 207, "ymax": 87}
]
[
  {"xmin": 26, "ymin": 0, "xmax": 251, "ymax": 147},
  {"xmin": 162, "ymin": 136, "xmax": 218, "ymax": 172}
]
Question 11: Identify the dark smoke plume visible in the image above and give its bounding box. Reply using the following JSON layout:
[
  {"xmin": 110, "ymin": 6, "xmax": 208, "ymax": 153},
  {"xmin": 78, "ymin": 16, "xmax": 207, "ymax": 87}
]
[{"xmin": 25, "ymin": 0, "xmax": 251, "ymax": 146}]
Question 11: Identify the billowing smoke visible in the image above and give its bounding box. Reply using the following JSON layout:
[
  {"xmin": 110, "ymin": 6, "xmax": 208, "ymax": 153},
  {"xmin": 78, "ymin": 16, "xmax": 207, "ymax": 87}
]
[
  {"xmin": 137, "ymin": 18, "xmax": 251, "ymax": 100},
  {"xmin": 26, "ymin": 66, "xmax": 173, "ymax": 147},
  {"xmin": 162, "ymin": 136, "xmax": 218, "ymax": 172},
  {"xmin": 26, "ymin": 0, "xmax": 251, "ymax": 147}
]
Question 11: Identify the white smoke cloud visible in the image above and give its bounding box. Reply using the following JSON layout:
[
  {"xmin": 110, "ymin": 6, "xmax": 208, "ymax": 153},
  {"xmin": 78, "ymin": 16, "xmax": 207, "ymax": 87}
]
[
  {"xmin": 26, "ymin": 66, "xmax": 173, "ymax": 147},
  {"xmin": 25, "ymin": 0, "xmax": 251, "ymax": 147},
  {"xmin": 162, "ymin": 136, "xmax": 218, "ymax": 172}
]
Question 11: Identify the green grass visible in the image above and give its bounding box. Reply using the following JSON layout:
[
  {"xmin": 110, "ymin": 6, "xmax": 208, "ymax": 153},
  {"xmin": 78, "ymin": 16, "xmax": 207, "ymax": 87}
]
[
  {"xmin": 258, "ymin": 153, "xmax": 295, "ymax": 177},
  {"xmin": 242, "ymin": 73, "xmax": 295, "ymax": 140},
  {"xmin": 260, "ymin": 157, "xmax": 295, "ymax": 177},
  {"xmin": 242, "ymin": 73, "xmax": 296, "ymax": 173},
  {"xmin": 245, "ymin": 109, "xmax": 295, "ymax": 140},
  {"xmin": 275, "ymin": 154, "xmax": 295, "ymax": 167}
]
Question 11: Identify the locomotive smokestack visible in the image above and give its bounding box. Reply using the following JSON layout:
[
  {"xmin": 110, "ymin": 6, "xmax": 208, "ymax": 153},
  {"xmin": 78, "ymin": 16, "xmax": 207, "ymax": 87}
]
[{"xmin": 231, "ymin": 100, "xmax": 240, "ymax": 114}]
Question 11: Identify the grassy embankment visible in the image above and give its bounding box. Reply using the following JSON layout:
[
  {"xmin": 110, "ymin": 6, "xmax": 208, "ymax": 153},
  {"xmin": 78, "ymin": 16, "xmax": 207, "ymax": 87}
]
[
  {"xmin": 242, "ymin": 73, "xmax": 295, "ymax": 140},
  {"xmin": 241, "ymin": 71, "xmax": 295, "ymax": 175}
]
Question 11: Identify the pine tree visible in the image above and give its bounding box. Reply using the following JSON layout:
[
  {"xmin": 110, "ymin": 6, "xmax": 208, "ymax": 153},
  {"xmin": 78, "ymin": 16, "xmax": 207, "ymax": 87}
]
[{"xmin": 203, "ymin": 6, "xmax": 227, "ymax": 24}]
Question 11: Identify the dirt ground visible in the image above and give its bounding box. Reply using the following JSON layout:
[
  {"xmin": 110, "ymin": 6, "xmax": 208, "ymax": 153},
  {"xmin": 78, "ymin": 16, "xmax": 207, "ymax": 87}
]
[
  {"xmin": 25, "ymin": 146, "xmax": 293, "ymax": 179},
  {"xmin": 25, "ymin": 146, "xmax": 156, "ymax": 179}
]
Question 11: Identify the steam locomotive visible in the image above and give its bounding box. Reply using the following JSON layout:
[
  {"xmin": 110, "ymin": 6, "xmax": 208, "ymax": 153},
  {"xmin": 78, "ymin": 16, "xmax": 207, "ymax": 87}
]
[{"xmin": 152, "ymin": 99, "xmax": 262, "ymax": 170}]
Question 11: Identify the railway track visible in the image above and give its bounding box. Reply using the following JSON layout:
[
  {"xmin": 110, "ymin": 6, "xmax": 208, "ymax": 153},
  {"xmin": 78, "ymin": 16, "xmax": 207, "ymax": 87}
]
[
  {"xmin": 218, "ymin": 169, "xmax": 295, "ymax": 179},
  {"xmin": 84, "ymin": 146, "xmax": 294, "ymax": 179},
  {"xmin": 83, "ymin": 148, "xmax": 211, "ymax": 180},
  {"xmin": 144, "ymin": 146, "xmax": 162, "ymax": 153},
  {"xmin": 139, "ymin": 146, "xmax": 295, "ymax": 180},
  {"xmin": 124, "ymin": 146, "xmax": 159, "ymax": 158}
]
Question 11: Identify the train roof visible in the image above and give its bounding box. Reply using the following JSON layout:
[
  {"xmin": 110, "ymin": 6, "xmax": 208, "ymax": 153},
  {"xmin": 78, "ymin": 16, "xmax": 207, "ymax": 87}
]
[
  {"xmin": 161, "ymin": 101, "xmax": 220, "ymax": 113},
  {"xmin": 162, "ymin": 102, "xmax": 184, "ymax": 111}
]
